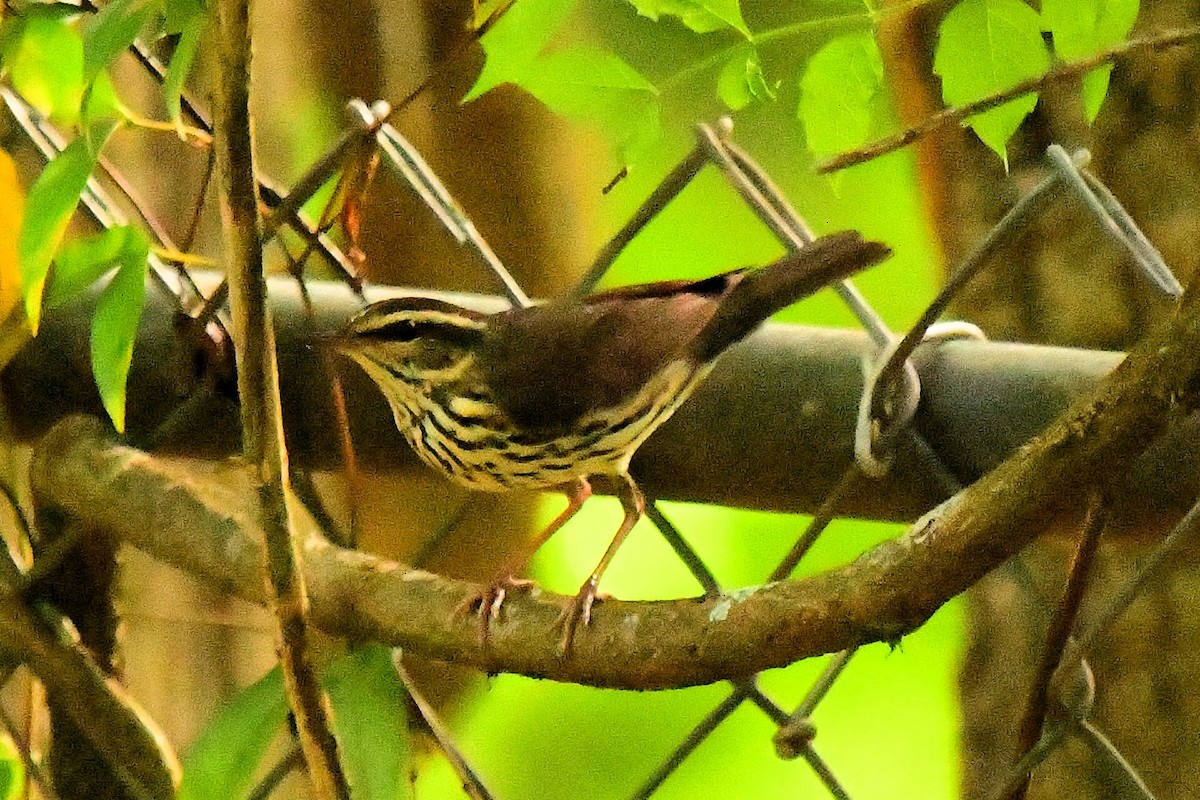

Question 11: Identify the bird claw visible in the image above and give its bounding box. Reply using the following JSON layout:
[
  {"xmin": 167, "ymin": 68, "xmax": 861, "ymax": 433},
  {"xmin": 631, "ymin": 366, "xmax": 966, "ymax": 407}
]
[
  {"xmin": 456, "ymin": 575, "xmax": 537, "ymax": 647},
  {"xmin": 459, "ymin": 575, "xmax": 606, "ymax": 657},
  {"xmin": 554, "ymin": 580, "xmax": 603, "ymax": 658}
]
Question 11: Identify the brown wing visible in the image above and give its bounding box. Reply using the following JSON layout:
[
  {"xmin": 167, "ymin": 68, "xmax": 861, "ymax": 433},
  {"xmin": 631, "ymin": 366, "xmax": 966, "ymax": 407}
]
[{"xmin": 481, "ymin": 270, "xmax": 747, "ymax": 433}]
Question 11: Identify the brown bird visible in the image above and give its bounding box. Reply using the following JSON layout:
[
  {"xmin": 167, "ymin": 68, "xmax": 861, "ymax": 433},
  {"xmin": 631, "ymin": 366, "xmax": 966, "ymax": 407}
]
[{"xmin": 336, "ymin": 231, "xmax": 890, "ymax": 653}]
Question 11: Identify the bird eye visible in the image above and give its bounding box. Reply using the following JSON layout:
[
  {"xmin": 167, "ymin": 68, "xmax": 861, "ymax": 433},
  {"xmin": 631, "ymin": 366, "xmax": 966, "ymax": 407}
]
[{"xmin": 371, "ymin": 317, "xmax": 423, "ymax": 341}]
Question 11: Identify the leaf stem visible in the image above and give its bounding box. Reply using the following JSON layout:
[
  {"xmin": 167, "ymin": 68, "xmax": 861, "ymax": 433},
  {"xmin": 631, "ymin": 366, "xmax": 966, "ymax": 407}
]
[{"xmin": 658, "ymin": 1, "xmax": 931, "ymax": 95}]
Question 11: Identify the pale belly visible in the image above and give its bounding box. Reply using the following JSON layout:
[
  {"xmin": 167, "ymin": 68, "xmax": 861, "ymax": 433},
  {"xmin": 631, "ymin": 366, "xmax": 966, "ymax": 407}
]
[{"xmin": 399, "ymin": 360, "xmax": 709, "ymax": 492}]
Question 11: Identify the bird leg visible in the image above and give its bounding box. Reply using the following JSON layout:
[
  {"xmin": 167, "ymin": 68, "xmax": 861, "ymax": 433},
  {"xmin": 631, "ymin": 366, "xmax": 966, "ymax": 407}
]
[
  {"xmin": 458, "ymin": 478, "xmax": 592, "ymax": 647},
  {"xmin": 555, "ymin": 474, "xmax": 646, "ymax": 657}
]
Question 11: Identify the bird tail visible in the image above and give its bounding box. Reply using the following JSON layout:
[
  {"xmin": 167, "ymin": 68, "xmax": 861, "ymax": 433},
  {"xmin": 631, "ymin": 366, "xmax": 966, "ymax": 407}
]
[{"xmin": 692, "ymin": 231, "xmax": 890, "ymax": 362}]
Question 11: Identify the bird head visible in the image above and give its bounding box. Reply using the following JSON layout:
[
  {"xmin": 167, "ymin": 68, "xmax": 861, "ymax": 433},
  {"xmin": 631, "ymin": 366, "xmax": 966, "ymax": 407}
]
[{"xmin": 335, "ymin": 297, "xmax": 487, "ymax": 390}]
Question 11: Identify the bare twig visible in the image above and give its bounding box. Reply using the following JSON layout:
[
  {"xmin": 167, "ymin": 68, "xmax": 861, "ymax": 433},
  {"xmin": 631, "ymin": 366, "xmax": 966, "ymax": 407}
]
[
  {"xmin": 0, "ymin": 548, "xmax": 178, "ymax": 799},
  {"xmin": 1005, "ymin": 489, "xmax": 1108, "ymax": 800},
  {"xmin": 819, "ymin": 27, "xmax": 1200, "ymax": 173},
  {"xmin": 0, "ymin": 703, "xmax": 61, "ymax": 800},
  {"xmin": 572, "ymin": 144, "xmax": 708, "ymax": 297},
  {"xmin": 392, "ymin": 652, "xmax": 496, "ymax": 800},
  {"xmin": 245, "ymin": 745, "xmax": 305, "ymax": 800},
  {"xmin": 211, "ymin": 0, "xmax": 348, "ymax": 796}
]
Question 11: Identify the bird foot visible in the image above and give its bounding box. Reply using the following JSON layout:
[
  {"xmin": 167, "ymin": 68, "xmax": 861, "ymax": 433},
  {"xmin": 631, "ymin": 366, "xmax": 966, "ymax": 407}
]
[
  {"xmin": 554, "ymin": 580, "xmax": 604, "ymax": 658},
  {"xmin": 456, "ymin": 574, "xmax": 538, "ymax": 647}
]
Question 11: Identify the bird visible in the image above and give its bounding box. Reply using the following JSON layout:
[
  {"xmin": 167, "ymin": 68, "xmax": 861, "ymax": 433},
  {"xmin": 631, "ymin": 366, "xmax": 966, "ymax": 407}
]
[{"xmin": 335, "ymin": 231, "xmax": 891, "ymax": 654}]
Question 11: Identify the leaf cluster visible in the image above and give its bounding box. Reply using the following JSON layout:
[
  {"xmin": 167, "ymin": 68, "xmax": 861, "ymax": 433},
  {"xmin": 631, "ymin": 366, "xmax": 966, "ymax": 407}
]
[
  {"xmin": 466, "ymin": 0, "xmax": 1139, "ymax": 168},
  {"xmin": 1, "ymin": 0, "xmax": 206, "ymax": 430}
]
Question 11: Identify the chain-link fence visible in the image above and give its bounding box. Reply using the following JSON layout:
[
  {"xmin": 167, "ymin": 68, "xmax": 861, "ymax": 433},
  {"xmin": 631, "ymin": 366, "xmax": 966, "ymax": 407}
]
[{"xmin": 3, "ymin": 7, "xmax": 1200, "ymax": 800}]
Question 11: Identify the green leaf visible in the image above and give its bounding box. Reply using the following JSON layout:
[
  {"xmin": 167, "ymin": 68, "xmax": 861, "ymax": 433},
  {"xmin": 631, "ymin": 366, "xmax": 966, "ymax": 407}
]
[
  {"xmin": 164, "ymin": 6, "xmax": 206, "ymax": 136},
  {"xmin": 798, "ymin": 32, "xmax": 886, "ymax": 159},
  {"xmin": 18, "ymin": 125, "xmax": 117, "ymax": 333},
  {"xmin": 626, "ymin": 0, "xmax": 751, "ymax": 37},
  {"xmin": 91, "ymin": 226, "xmax": 148, "ymax": 432},
  {"xmin": 933, "ymin": 0, "xmax": 1051, "ymax": 164},
  {"xmin": 45, "ymin": 225, "xmax": 131, "ymax": 307},
  {"xmin": 1079, "ymin": 63, "xmax": 1113, "ymax": 122},
  {"xmin": 83, "ymin": 70, "xmax": 126, "ymax": 133},
  {"xmin": 519, "ymin": 45, "xmax": 662, "ymax": 165},
  {"xmin": 1, "ymin": 8, "xmax": 85, "ymax": 124},
  {"xmin": 164, "ymin": 0, "xmax": 206, "ymax": 34},
  {"xmin": 463, "ymin": 0, "xmax": 577, "ymax": 102},
  {"xmin": 179, "ymin": 668, "xmax": 287, "ymax": 800},
  {"xmin": 0, "ymin": 734, "xmax": 25, "ymax": 800},
  {"xmin": 82, "ymin": 0, "xmax": 161, "ymax": 83},
  {"xmin": 325, "ymin": 646, "xmax": 412, "ymax": 800},
  {"xmin": 717, "ymin": 43, "xmax": 774, "ymax": 110},
  {"xmin": 1042, "ymin": 0, "xmax": 1138, "ymax": 122}
]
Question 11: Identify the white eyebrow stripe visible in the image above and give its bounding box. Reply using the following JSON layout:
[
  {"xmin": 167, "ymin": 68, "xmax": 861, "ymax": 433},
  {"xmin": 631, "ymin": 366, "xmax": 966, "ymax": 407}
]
[{"xmin": 358, "ymin": 309, "xmax": 487, "ymax": 334}]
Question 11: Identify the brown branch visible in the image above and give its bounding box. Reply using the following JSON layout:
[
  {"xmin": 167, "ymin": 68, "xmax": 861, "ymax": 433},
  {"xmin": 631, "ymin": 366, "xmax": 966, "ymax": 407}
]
[
  {"xmin": 29, "ymin": 230, "xmax": 1200, "ymax": 691},
  {"xmin": 0, "ymin": 703, "xmax": 61, "ymax": 800},
  {"xmin": 819, "ymin": 27, "xmax": 1200, "ymax": 174},
  {"xmin": 24, "ymin": 239, "xmax": 1200, "ymax": 694},
  {"xmin": 210, "ymin": 0, "xmax": 348, "ymax": 796},
  {"xmin": 0, "ymin": 588, "xmax": 178, "ymax": 800},
  {"xmin": 1007, "ymin": 489, "xmax": 1107, "ymax": 800}
]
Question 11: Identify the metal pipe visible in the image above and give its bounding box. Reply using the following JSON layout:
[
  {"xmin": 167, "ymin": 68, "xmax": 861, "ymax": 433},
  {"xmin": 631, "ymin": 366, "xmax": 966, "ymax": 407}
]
[{"xmin": 3, "ymin": 274, "xmax": 1187, "ymax": 532}]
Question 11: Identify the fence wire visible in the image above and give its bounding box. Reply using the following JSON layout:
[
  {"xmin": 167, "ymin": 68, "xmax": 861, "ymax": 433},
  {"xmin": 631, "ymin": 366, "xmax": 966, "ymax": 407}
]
[{"xmin": 0, "ymin": 24, "xmax": 1194, "ymax": 800}]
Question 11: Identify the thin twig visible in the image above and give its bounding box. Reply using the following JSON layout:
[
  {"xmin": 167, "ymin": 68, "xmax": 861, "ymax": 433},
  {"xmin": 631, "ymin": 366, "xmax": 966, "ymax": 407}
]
[
  {"xmin": 194, "ymin": 103, "xmax": 381, "ymax": 326},
  {"xmin": 211, "ymin": 0, "xmax": 348, "ymax": 796},
  {"xmin": 263, "ymin": 100, "xmax": 391, "ymax": 241},
  {"xmin": 0, "ymin": 703, "xmax": 62, "ymax": 800},
  {"xmin": 245, "ymin": 745, "xmax": 305, "ymax": 800},
  {"xmin": 325, "ymin": 348, "xmax": 361, "ymax": 549},
  {"xmin": 1005, "ymin": 489, "xmax": 1108, "ymax": 800},
  {"xmin": 126, "ymin": 30, "xmax": 363, "ymax": 324},
  {"xmin": 571, "ymin": 144, "xmax": 708, "ymax": 297},
  {"xmin": 820, "ymin": 27, "xmax": 1200, "ymax": 173},
  {"xmin": 393, "ymin": 652, "xmax": 496, "ymax": 800}
]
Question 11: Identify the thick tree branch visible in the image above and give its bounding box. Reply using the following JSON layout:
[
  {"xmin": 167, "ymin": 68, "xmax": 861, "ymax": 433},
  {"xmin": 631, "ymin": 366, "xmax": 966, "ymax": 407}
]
[{"xmin": 30, "ymin": 248, "xmax": 1200, "ymax": 693}]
